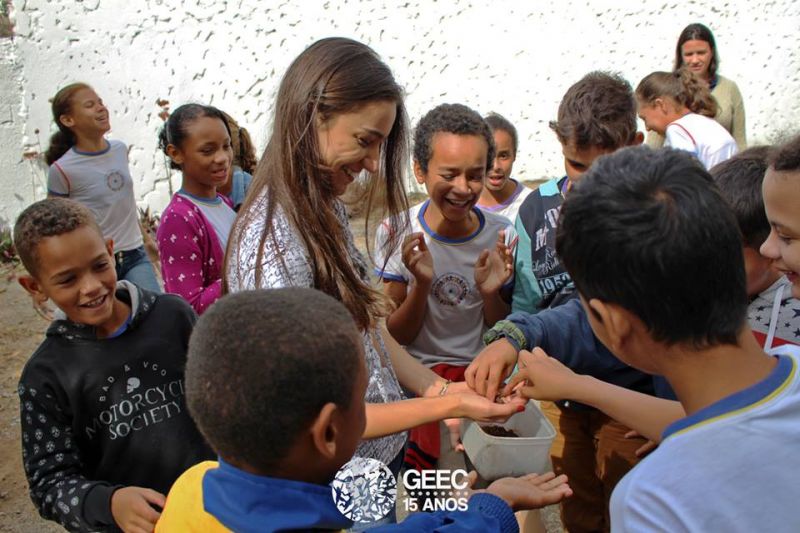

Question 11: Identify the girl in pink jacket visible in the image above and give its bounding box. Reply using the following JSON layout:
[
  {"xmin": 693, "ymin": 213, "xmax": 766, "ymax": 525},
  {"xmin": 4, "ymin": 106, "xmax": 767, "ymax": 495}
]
[{"xmin": 157, "ymin": 104, "xmax": 236, "ymax": 314}]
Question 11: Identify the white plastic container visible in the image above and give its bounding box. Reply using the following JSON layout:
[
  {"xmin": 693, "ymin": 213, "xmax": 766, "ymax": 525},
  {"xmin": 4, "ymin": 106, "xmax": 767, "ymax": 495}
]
[{"xmin": 461, "ymin": 401, "xmax": 556, "ymax": 480}]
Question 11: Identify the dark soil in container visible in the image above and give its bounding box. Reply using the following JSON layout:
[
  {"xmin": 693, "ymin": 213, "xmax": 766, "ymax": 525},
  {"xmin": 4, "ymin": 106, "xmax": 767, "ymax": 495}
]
[{"xmin": 481, "ymin": 425, "xmax": 519, "ymax": 438}]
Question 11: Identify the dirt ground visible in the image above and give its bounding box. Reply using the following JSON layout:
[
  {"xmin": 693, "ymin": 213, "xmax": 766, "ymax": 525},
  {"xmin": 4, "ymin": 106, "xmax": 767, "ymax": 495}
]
[{"xmin": 0, "ymin": 267, "xmax": 61, "ymax": 532}]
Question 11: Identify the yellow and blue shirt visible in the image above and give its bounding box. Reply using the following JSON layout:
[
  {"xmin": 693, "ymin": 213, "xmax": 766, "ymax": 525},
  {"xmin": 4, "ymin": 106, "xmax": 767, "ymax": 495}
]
[
  {"xmin": 156, "ymin": 460, "xmax": 350, "ymax": 532},
  {"xmin": 157, "ymin": 459, "xmax": 520, "ymax": 532}
]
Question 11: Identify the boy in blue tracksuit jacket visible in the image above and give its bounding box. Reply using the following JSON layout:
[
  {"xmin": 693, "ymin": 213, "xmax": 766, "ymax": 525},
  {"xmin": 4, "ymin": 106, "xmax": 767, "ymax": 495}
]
[
  {"xmin": 484, "ymin": 299, "xmax": 657, "ymax": 407},
  {"xmin": 468, "ymin": 72, "xmax": 651, "ymax": 533},
  {"xmin": 468, "ymin": 299, "xmax": 663, "ymax": 531}
]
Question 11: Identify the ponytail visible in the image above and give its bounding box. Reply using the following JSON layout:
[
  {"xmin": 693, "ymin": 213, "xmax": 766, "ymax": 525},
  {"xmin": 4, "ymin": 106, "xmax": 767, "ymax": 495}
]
[
  {"xmin": 45, "ymin": 82, "xmax": 91, "ymax": 165},
  {"xmin": 45, "ymin": 130, "xmax": 76, "ymax": 165},
  {"xmin": 236, "ymin": 126, "xmax": 258, "ymax": 175},
  {"xmin": 676, "ymin": 67, "xmax": 717, "ymax": 118},
  {"xmin": 220, "ymin": 111, "xmax": 258, "ymax": 175},
  {"xmin": 636, "ymin": 68, "xmax": 717, "ymax": 118}
]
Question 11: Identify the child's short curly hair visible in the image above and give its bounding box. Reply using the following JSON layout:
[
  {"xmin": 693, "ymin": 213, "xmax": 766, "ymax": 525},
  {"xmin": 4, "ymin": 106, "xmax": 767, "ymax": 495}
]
[
  {"xmin": 13, "ymin": 198, "xmax": 101, "ymax": 276},
  {"xmin": 413, "ymin": 103, "xmax": 495, "ymax": 173},
  {"xmin": 185, "ymin": 287, "xmax": 363, "ymax": 473},
  {"xmin": 550, "ymin": 71, "xmax": 638, "ymax": 151}
]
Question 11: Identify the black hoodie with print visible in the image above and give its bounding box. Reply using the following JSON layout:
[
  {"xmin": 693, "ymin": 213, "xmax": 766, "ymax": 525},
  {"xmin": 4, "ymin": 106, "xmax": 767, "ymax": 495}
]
[{"xmin": 18, "ymin": 281, "xmax": 213, "ymax": 532}]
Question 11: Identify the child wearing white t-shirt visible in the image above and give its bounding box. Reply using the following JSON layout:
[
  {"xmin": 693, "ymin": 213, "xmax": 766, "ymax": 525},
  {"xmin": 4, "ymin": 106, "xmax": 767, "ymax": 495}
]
[
  {"xmin": 636, "ymin": 68, "xmax": 738, "ymax": 169},
  {"xmin": 476, "ymin": 113, "xmax": 532, "ymax": 221},
  {"xmin": 504, "ymin": 146, "xmax": 800, "ymax": 533},
  {"xmin": 45, "ymin": 83, "xmax": 160, "ymax": 292},
  {"xmin": 375, "ymin": 103, "xmax": 517, "ymax": 472},
  {"xmin": 376, "ymin": 200, "xmax": 516, "ymax": 367},
  {"xmin": 376, "ymin": 103, "xmax": 517, "ymax": 368}
]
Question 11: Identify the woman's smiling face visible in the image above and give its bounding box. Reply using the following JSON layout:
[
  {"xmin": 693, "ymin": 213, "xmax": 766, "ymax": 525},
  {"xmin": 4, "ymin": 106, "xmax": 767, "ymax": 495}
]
[{"xmin": 316, "ymin": 100, "xmax": 397, "ymax": 196}]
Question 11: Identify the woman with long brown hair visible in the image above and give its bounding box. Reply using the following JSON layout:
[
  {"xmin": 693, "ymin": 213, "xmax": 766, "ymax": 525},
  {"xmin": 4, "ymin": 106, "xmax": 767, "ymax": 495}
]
[
  {"xmin": 224, "ymin": 37, "xmax": 521, "ymax": 496},
  {"xmin": 647, "ymin": 23, "xmax": 746, "ymax": 150}
]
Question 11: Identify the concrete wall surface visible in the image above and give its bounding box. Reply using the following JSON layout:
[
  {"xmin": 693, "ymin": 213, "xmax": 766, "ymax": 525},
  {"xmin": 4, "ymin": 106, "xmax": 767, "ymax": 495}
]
[{"xmin": 1, "ymin": 0, "xmax": 798, "ymax": 224}]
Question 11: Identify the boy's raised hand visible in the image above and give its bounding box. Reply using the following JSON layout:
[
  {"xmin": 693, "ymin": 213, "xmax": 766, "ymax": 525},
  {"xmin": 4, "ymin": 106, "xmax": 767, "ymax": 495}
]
[
  {"xmin": 502, "ymin": 348, "xmax": 581, "ymax": 401},
  {"xmin": 484, "ymin": 472, "xmax": 572, "ymax": 511},
  {"xmin": 465, "ymin": 338, "xmax": 519, "ymax": 401},
  {"xmin": 473, "ymin": 229, "xmax": 514, "ymax": 295},
  {"xmin": 111, "ymin": 486, "xmax": 165, "ymax": 533},
  {"xmin": 401, "ymin": 232, "xmax": 434, "ymax": 285}
]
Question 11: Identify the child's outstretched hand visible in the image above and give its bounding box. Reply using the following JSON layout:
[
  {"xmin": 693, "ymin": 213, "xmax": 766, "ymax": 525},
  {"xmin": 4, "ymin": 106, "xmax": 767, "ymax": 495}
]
[
  {"xmin": 401, "ymin": 232, "xmax": 434, "ymax": 285},
  {"xmin": 111, "ymin": 486, "xmax": 165, "ymax": 533},
  {"xmin": 439, "ymin": 381, "xmax": 527, "ymax": 452},
  {"xmin": 483, "ymin": 472, "xmax": 572, "ymax": 511},
  {"xmin": 474, "ymin": 229, "xmax": 514, "ymax": 295},
  {"xmin": 502, "ymin": 347, "xmax": 582, "ymax": 401},
  {"xmin": 465, "ymin": 338, "xmax": 519, "ymax": 401}
]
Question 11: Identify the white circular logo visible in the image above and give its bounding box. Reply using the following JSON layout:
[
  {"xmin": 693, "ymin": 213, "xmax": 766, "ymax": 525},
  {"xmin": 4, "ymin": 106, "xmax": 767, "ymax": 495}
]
[{"xmin": 331, "ymin": 457, "xmax": 396, "ymax": 523}]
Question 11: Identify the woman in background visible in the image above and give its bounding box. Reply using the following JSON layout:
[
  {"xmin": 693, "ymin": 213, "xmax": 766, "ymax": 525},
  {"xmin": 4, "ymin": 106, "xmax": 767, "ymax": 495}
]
[{"xmin": 647, "ymin": 23, "xmax": 746, "ymax": 150}]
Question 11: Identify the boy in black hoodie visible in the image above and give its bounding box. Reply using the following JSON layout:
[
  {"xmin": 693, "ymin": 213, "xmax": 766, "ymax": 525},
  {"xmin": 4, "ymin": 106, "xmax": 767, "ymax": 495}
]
[{"xmin": 14, "ymin": 198, "xmax": 212, "ymax": 533}]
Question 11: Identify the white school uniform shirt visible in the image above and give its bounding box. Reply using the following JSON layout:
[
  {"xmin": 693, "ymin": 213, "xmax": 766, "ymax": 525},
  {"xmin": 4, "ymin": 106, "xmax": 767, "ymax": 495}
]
[
  {"xmin": 375, "ymin": 200, "xmax": 517, "ymax": 367},
  {"xmin": 610, "ymin": 344, "xmax": 800, "ymax": 532},
  {"xmin": 47, "ymin": 140, "xmax": 142, "ymax": 252},
  {"xmin": 664, "ymin": 113, "xmax": 738, "ymax": 170},
  {"xmin": 476, "ymin": 179, "xmax": 533, "ymax": 222}
]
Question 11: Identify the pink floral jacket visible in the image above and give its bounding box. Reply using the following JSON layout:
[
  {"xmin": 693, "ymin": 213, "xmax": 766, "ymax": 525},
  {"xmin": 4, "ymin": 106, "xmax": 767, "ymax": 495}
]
[{"xmin": 156, "ymin": 193, "xmax": 232, "ymax": 314}]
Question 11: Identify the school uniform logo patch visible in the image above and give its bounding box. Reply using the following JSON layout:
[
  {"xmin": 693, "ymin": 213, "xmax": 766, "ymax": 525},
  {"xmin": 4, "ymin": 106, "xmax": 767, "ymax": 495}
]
[
  {"xmin": 432, "ymin": 273, "xmax": 470, "ymax": 306},
  {"xmin": 106, "ymin": 171, "xmax": 125, "ymax": 191}
]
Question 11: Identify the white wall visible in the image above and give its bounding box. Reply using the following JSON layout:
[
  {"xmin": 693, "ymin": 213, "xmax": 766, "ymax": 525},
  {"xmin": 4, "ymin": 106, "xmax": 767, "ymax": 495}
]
[{"xmin": 1, "ymin": 0, "xmax": 799, "ymax": 225}]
